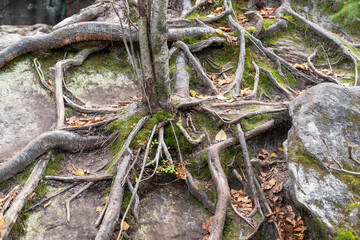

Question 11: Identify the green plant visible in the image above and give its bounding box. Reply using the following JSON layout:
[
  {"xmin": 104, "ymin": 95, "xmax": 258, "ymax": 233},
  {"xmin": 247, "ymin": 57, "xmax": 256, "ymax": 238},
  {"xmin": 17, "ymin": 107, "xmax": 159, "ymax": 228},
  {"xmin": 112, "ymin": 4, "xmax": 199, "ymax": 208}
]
[
  {"xmin": 331, "ymin": 0, "xmax": 360, "ymax": 25},
  {"xmin": 157, "ymin": 160, "xmax": 178, "ymax": 175}
]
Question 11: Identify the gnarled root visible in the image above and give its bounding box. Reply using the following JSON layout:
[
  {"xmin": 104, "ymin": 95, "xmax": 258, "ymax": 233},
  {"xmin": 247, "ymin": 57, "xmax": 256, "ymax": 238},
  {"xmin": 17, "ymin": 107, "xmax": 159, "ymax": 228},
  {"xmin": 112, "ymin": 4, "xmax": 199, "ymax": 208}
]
[{"xmin": 0, "ymin": 130, "xmax": 106, "ymax": 182}]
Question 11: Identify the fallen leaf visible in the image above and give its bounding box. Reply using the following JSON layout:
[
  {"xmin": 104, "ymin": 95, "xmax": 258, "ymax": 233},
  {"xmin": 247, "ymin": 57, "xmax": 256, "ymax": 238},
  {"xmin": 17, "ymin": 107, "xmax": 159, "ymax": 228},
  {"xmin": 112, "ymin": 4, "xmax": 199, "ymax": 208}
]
[
  {"xmin": 177, "ymin": 162, "xmax": 187, "ymax": 180},
  {"xmin": 215, "ymin": 129, "xmax": 227, "ymax": 141},
  {"xmin": 96, "ymin": 205, "xmax": 103, "ymax": 214},
  {"xmin": 122, "ymin": 221, "xmax": 130, "ymax": 231},
  {"xmin": 216, "ymin": 94, "xmax": 227, "ymax": 100},
  {"xmin": 190, "ymin": 89, "xmax": 197, "ymax": 97},
  {"xmin": 43, "ymin": 199, "xmax": 52, "ymax": 208},
  {"xmin": 270, "ymin": 152, "xmax": 278, "ymax": 158},
  {"xmin": 202, "ymin": 216, "xmax": 214, "ymax": 233},
  {"xmin": 85, "ymin": 102, "xmax": 92, "ymax": 108},
  {"xmin": 215, "ymin": 29, "xmax": 223, "ymax": 35},
  {"xmin": 74, "ymin": 169, "xmax": 85, "ymax": 176}
]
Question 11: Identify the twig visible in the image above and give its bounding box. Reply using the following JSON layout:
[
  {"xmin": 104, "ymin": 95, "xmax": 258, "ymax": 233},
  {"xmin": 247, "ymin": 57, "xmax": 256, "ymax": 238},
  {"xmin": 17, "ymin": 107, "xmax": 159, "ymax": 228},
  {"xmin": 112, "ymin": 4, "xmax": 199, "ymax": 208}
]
[{"xmin": 25, "ymin": 183, "xmax": 76, "ymax": 213}]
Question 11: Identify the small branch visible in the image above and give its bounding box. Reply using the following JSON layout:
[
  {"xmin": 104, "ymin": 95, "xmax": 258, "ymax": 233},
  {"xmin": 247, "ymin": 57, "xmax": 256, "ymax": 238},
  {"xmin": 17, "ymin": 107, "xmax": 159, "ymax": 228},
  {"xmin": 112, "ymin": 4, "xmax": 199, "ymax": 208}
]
[
  {"xmin": 227, "ymin": 108, "xmax": 287, "ymax": 125},
  {"xmin": 329, "ymin": 167, "xmax": 360, "ymax": 176},
  {"xmin": 126, "ymin": 178, "xmax": 140, "ymax": 220},
  {"xmin": 44, "ymin": 174, "xmax": 113, "ymax": 182},
  {"xmin": 25, "ymin": 183, "xmax": 76, "ymax": 213},
  {"xmin": 212, "ymin": 101, "xmax": 287, "ymax": 108},
  {"xmin": 188, "ymin": 37, "xmax": 226, "ymax": 53},
  {"xmin": 203, "ymin": 9, "xmax": 231, "ymax": 24},
  {"xmin": 176, "ymin": 122, "xmax": 205, "ymax": 145}
]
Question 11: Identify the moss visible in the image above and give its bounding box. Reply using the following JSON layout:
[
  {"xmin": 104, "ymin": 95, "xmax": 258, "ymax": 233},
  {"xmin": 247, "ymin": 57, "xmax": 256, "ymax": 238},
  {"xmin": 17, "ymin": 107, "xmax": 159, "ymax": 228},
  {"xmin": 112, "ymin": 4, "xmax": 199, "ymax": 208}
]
[
  {"xmin": 306, "ymin": 217, "xmax": 330, "ymax": 240},
  {"xmin": 288, "ymin": 140, "xmax": 328, "ymax": 177},
  {"xmin": 220, "ymin": 146, "xmax": 240, "ymax": 177},
  {"xmin": 180, "ymin": 36, "xmax": 200, "ymax": 45},
  {"xmin": 335, "ymin": 162, "xmax": 360, "ymax": 195},
  {"xmin": 335, "ymin": 230, "xmax": 356, "ymax": 240},
  {"xmin": 241, "ymin": 114, "xmax": 273, "ymax": 131},
  {"xmin": 44, "ymin": 152, "xmax": 62, "ymax": 176},
  {"xmin": 64, "ymin": 108, "xmax": 74, "ymax": 118}
]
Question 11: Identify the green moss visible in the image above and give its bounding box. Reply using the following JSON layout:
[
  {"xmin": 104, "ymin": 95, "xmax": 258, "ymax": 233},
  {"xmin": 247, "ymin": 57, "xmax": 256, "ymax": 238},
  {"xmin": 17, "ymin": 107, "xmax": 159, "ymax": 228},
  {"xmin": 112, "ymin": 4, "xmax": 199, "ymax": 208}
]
[
  {"xmin": 306, "ymin": 217, "xmax": 330, "ymax": 240},
  {"xmin": 335, "ymin": 162, "xmax": 360, "ymax": 195},
  {"xmin": 64, "ymin": 108, "xmax": 74, "ymax": 118},
  {"xmin": 181, "ymin": 36, "xmax": 200, "ymax": 45},
  {"xmin": 44, "ymin": 152, "xmax": 62, "ymax": 176},
  {"xmin": 241, "ymin": 114, "xmax": 273, "ymax": 131},
  {"xmin": 335, "ymin": 230, "xmax": 356, "ymax": 240},
  {"xmin": 288, "ymin": 140, "xmax": 328, "ymax": 177}
]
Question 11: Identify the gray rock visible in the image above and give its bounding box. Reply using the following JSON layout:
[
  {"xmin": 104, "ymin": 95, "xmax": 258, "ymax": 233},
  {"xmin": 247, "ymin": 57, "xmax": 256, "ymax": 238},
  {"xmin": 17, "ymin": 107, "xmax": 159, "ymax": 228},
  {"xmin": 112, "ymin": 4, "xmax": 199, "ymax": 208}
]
[{"xmin": 284, "ymin": 83, "xmax": 360, "ymax": 234}]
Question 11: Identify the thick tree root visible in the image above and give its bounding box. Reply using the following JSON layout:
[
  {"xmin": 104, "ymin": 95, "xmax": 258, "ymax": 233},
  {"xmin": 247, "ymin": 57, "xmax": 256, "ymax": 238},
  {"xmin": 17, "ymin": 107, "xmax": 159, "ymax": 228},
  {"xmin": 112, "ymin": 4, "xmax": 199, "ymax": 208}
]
[
  {"xmin": 0, "ymin": 131, "xmax": 106, "ymax": 182},
  {"xmin": 173, "ymin": 51, "xmax": 190, "ymax": 98},
  {"xmin": 95, "ymin": 153, "xmax": 132, "ymax": 240},
  {"xmin": 207, "ymin": 141, "xmax": 232, "ymax": 240},
  {"xmin": 0, "ymin": 23, "xmax": 215, "ymax": 68},
  {"xmin": 188, "ymin": 37, "xmax": 226, "ymax": 53},
  {"xmin": 0, "ymin": 156, "xmax": 50, "ymax": 240}
]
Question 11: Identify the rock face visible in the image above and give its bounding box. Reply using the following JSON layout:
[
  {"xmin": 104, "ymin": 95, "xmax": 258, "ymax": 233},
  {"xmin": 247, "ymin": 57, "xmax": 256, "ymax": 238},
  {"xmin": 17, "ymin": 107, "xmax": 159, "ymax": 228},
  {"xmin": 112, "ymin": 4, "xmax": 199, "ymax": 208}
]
[
  {"xmin": 284, "ymin": 83, "xmax": 360, "ymax": 236},
  {"xmin": 132, "ymin": 185, "xmax": 209, "ymax": 240}
]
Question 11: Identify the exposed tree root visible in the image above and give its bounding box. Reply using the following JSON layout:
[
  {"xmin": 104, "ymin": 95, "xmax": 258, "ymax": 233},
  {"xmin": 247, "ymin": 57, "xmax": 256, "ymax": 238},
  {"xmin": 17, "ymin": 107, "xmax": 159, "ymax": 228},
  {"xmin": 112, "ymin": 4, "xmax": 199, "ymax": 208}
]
[
  {"xmin": 0, "ymin": 131, "xmax": 106, "ymax": 182},
  {"xmin": 0, "ymin": 156, "xmax": 50, "ymax": 240},
  {"xmin": 176, "ymin": 40, "xmax": 220, "ymax": 94},
  {"xmin": 307, "ymin": 46, "xmax": 341, "ymax": 84},
  {"xmin": 53, "ymin": 2, "xmax": 109, "ymax": 30},
  {"xmin": 188, "ymin": 37, "xmax": 226, "ymax": 53},
  {"xmin": 283, "ymin": 1, "xmax": 359, "ymax": 85},
  {"xmin": 95, "ymin": 153, "xmax": 132, "ymax": 240},
  {"xmin": 115, "ymin": 124, "xmax": 157, "ymax": 240},
  {"xmin": 181, "ymin": 0, "xmax": 208, "ymax": 18},
  {"xmin": 244, "ymin": 10, "xmax": 264, "ymax": 37},
  {"xmin": 54, "ymin": 44, "xmax": 108, "ymax": 128},
  {"xmin": 24, "ymin": 183, "xmax": 77, "ymax": 213},
  {"xmin": 185, "ymin": 169, "xmax": 216, "ymax": 214},
  {"xmin": 173, "ymin": 51, "xmax": 190, "ymax": 98},
  {"xmin": 259, "ymin": 67, "xmax": 294, "ymax": 100},
  {"xmin": 207, "ymin": 140, "xmax": 232, "ymax": 240},
  {"xmin": 126, "ymin": 178, "xmax": 140, "ymax": 220},
  {"xmin": 0, "ymin": 23, "xmax": 215, "ymax": 68},
  {"xmin": 44, "ymin": 174, "xmax": 113, "ymax": 182},
  {"xmin": 245, "ymin": 61, "xmax": 260, "ymax": 99},
  {"xmin": 176, "ymin": 122, "xmax": 205, "ymax": 145}
]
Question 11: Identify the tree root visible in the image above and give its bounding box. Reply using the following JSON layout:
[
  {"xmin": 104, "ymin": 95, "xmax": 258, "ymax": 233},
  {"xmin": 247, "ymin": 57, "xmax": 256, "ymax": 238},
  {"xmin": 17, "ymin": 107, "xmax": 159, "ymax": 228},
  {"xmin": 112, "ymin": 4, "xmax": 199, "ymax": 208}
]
[
  {"xmin": 126, "ymin": 178, "xmax": 140, "ymax": 220},
  {"xmin": 24, "ymin": 183, "xmax": 77, "ymax": 213},
  {"xmin": 95, "ymin": 153, "xmax": 132, "ymax": 240},
  {"xmin": 173, "ymin": 51, "xmax": 190, "ymax": 98},
  {"xmin": 207, "ymin": 140, "xmax": 231, "ymax": 240},
  {"xmin": 307, "ymin": 46, "xmax": 341, "ymax": 84},
  {"xmin": 259, "ymin": 67, "xmax": 294, "ymax": 100},
  {"xmin": 0, "ymin": 23, "xmax": 215, "ymax": 68},
  {"xmin": 181, "ymin": 0, "xmax": 208, "ymax": 18},
  {"xmin": 0, "ymin": 130, "xmax": 106, "ymax": 182},
  {"xmin": 283, "ymin": 1, "xmax": 359, "ymax": 85},
  {"xmin": 44, "ymin": 174, "xmax": 113, "ymax": 182},
  {"xmin": 53, "ymin": 2, "xmax": 109, "ymax": 30},
  {"xmin": 176, "ymin": 40, "xmax": 219, "ymax": 94},
  {"xmin": 245, "ymin": 61, "xmax": 260, "ymax": 99},
  {"xmin": 0, "ymin": 156, "xmax": 50, "ymax": 240},
  {"xmin": 188, "ymin": 37, "xmax": 226, "ymax": 53},
  {"xmin": 185, "ymin": 169, "xmax": 216, "ymax": 214},
  {"xmin": 115, "ymin": 124, "xmax": 157, "ymax": 240},
  {"xmin": 54, "ymin": 44, "xmax": 109, "ymax": 128},
  {"xmin": 176, "ymin": 122, "xmax": 205, "ymax": 145}
]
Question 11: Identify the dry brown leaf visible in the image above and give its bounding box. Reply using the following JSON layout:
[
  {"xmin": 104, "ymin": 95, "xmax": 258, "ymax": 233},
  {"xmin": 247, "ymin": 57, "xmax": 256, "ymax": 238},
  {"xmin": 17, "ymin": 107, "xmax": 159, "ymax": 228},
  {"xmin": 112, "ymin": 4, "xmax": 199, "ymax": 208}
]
[
  {"xmin": 177, "ymin": 162, "xmax": 187, "ymax": 180},
  {"xmin": 202, "ymin": 216, "xmax": 214, "ymax": 233},
  {"xmin": 85, "ymin": 101, "xmax": 92, "ymax": 108},
  {"xmin": 215, "ymin": 129, "xmax": 227, "ymax": 141},
  {"xmin": 96, "ymin": 205, "xmax": 103, "ymax": 214},
  {"xmin": 122, "ymin": 221, "xmax": 130, "ymax": 231},
  {"xmin": 0, "ymin": 212, "xmax": 3, "ymax": 237},
  {"xmin": 215, "ymin": 29, "xmax": 223, "ymax": 35}
]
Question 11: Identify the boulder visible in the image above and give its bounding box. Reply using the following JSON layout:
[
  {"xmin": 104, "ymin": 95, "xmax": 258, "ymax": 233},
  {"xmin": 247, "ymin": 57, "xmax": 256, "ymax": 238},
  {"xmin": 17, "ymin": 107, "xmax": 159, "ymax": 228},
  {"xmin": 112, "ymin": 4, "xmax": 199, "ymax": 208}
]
[{"xmin": 284, "ymin": 83, "xmax": 360, "ymax": 237}]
